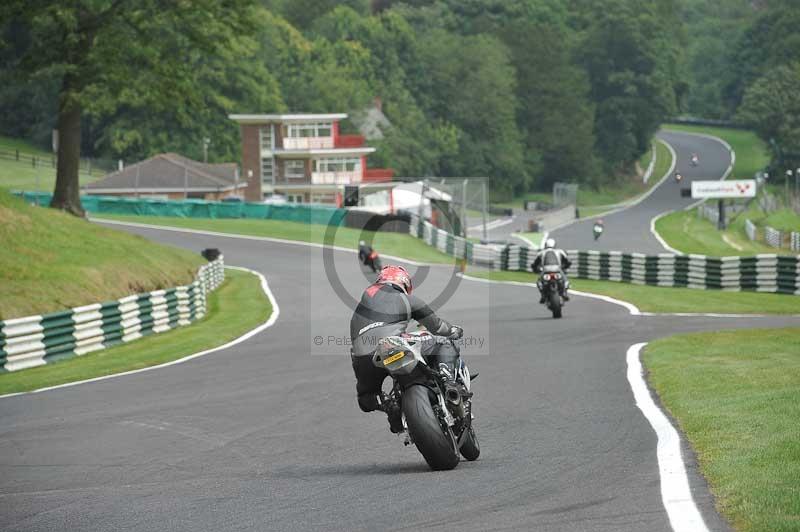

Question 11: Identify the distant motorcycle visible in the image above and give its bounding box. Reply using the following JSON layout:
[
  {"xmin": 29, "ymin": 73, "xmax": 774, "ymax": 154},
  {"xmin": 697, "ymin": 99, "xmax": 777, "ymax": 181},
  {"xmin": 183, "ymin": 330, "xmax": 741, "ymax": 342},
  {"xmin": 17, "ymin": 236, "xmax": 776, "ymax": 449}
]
[
  {"xmin": 675, "ymin": 172, "xmax": 683, "ymax": 182},
  {"xmin": 371, "ymin": 331, "xmax": 479, "ymax": 470},
  {"xmin": 593, "ymin": 221, "xmax": 604, "ymax": 241},
  {"xmin": 690, "ymin": 154, "xmax": 699, "ymax": 167}
]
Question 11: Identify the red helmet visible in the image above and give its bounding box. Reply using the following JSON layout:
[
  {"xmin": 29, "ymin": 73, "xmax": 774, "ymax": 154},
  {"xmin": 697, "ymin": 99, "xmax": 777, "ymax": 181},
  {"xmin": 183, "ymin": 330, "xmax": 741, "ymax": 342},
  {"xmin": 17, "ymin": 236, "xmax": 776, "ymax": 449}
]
[{"xmin": 377, "ymin": 265, "xmax": 412, "ymax": 295}]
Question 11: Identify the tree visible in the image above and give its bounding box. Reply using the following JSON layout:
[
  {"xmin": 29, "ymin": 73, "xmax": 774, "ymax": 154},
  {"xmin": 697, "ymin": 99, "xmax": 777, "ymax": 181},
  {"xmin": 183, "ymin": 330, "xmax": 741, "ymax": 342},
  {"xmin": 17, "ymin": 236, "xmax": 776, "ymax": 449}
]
[
  {"xmin": 737, "ymin": 63, "xmax": 800, "ymax": 171},
  {"xmin": 1, "ymin": 0, "xmax": 258, "ymax": 216},
  {"xmin": 577, "ymin": 0, "xmax": 681, "ymax": 172}
]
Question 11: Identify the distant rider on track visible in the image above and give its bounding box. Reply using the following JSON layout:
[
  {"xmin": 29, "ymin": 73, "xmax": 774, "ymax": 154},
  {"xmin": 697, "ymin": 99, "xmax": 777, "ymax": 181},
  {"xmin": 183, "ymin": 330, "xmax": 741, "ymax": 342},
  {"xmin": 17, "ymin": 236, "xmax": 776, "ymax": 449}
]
[
  {"xmin": 531, "ymin": 238, "xmax": 572, "ymax": 303},
  {"xmin": 349, "ymin": 265, "xmax": 464, "ymax": 432}
]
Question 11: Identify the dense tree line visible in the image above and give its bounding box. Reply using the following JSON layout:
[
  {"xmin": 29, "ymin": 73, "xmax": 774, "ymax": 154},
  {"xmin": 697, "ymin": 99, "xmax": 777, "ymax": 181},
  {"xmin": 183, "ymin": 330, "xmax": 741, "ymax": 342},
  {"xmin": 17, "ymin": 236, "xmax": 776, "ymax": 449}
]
[
  {"xmin": 1, "ymin": 0, "xmax": 687, "ymax": 211},
  {"xmin": 680, "ymin": 0, "xmax": 800, "ymax": 171}
]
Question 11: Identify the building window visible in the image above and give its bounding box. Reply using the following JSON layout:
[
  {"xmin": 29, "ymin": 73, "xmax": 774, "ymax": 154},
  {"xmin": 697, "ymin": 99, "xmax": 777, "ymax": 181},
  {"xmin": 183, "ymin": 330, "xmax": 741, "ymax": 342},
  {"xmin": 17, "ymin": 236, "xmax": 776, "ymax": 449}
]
[
  {"xmin": 261, "ymin": 157, "xmax": 273, "ymax": 184},
  {"xmin": 310, "ymin": 193, "xmax": 335, "ymax": 204},
  {"xmin": 285, "ymin": 122, "xmax": 333, "ymax": 138},
  {"xmin": 285, "ymin": 160, "xmax": 306, "ymax": 179},
  {"xmin": 259, "ymin": 125, "xmax": 273, "ymax": 151},
  {"xmin": 314, "ymin": 157, "xmax": 360, "ymax": 173},
  {"xmin": 288, "ymin": 194, "xmax": 304, "ymax": 203}
]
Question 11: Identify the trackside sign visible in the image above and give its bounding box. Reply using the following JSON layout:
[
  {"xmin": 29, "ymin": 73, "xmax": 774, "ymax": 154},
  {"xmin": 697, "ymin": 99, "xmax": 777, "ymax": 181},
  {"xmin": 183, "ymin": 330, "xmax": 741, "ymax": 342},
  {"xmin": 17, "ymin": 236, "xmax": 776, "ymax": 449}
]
[{"xmin": 691, "ymin": 180, "xmax": 757, "ymax": 199}]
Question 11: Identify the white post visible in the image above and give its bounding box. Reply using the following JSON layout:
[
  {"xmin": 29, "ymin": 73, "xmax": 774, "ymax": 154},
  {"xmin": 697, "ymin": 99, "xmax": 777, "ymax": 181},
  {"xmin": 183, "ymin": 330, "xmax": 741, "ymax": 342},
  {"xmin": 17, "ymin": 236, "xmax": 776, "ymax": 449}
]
[
  {"xmin": 135, "ymin": 166, "xmax": 140, "ymax": 197},
  {"xmin": 481, "ymin": 180, "xmax": 487, "ymax": 241}
]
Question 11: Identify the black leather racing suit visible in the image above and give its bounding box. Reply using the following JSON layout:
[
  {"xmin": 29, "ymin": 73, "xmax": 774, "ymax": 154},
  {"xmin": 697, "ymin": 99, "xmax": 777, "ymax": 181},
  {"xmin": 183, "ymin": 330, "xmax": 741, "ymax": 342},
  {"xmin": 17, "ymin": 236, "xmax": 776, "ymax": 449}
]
[
  {"xmin": 349, "ymin": 283, "xmax": 458, "ymax": 412},
  {"xmin": 531, "ymin": 248, "xmax": 571, "ymax": 296},
  {"xmin": 358, "ymin": 244, "xmax": 373, "ymax": 265}
]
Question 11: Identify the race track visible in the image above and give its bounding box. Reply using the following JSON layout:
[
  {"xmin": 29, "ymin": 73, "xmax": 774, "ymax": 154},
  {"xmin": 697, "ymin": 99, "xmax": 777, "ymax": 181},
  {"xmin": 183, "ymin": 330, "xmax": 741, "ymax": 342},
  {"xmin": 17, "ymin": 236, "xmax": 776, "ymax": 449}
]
[
  {"xmin": 552, "ymin": 129, "xmax": 732, "ymax": 253},
  {"xmin": 1, "ymin": 132, "xmax": 794, "ymax": 532}
]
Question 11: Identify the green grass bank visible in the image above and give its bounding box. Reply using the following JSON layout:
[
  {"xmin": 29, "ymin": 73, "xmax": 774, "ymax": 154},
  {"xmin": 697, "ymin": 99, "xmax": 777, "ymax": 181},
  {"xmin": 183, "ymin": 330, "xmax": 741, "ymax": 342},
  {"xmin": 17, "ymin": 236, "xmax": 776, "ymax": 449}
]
[
  {"xmin": 644, "ymin": 328, "xmax": 800, "ymax": 532},
  {"xmin": 93, "ymin": 214, "xmax": 457, "ymax": 265},
  {"xmin": 0, "ymin": 268, "xmax": 271, "ymax": 395},
  {"xmin": 0, "ymin": 188, "xmax": 204, "ymax": 319}
]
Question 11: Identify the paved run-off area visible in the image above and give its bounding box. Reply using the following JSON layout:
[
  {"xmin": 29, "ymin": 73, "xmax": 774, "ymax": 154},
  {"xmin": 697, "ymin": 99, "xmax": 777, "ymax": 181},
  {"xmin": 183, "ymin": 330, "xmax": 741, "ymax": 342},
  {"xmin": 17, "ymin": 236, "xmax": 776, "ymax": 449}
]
[{"xmin": 1, "ymin": 221, "xmax": 798, "ymax": 532}]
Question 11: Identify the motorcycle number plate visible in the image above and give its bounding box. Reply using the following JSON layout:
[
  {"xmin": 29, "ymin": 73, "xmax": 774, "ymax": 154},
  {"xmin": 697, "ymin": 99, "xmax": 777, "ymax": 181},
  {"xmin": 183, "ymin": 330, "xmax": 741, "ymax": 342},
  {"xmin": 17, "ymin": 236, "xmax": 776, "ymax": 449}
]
[{"xmin": 383, "ymin": 352, "xmax": 405, "ymax": 365}]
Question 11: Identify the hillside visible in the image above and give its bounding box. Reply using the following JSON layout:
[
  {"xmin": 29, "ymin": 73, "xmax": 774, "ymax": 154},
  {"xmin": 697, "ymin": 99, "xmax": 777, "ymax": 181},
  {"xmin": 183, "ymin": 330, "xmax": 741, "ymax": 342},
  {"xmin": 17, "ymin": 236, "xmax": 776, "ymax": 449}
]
[{"xmin": 0, "ymin": 188, "xmax": 204, "ymax": 319}]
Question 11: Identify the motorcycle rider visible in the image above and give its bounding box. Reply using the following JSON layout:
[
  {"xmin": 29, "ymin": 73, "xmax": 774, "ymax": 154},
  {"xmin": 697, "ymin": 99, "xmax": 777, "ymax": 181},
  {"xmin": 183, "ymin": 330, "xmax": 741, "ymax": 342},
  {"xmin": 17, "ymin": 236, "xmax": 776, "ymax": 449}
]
[
  {"xmin": 350, "ymin": 265, "xmax": 464, "ymax": 432},
  {"xmin": 358, "ymin": 240, "xmax": 374, "ymax": 266},
  {"xmin": 531, "ymin": 238, "xmax": 572, "ymax": 303},
  {"xmin": 592, "ymin": 218, "xmax": 605, "ymax": 240},
  {"xmin": 690, "ymin": 152, "xmax": 699, "ymax": 166}
]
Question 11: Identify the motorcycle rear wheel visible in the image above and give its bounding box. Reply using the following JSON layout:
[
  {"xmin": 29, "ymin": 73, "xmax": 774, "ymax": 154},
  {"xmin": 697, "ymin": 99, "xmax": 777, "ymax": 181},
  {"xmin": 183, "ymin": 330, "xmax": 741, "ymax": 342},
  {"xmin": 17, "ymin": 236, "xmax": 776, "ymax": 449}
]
[
  {"xmin": 549, "ymin": 291, "xmax": 562, "ymax": 319},
  {"xmin": 403, "ymin": 385, "xmax": 459, "ymax": 471}
]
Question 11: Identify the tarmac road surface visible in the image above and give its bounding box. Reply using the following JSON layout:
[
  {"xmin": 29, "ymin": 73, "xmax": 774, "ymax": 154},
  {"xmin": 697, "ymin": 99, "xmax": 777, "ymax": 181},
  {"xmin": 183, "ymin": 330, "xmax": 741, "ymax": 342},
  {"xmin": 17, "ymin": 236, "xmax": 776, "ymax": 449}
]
[
  {"xmin": 551, "ymin": 130, "xmax": 733, "ymax": 254},
  {"xmin": 1, "ymin": 219, "xmax": 797, "ymax": 531}
]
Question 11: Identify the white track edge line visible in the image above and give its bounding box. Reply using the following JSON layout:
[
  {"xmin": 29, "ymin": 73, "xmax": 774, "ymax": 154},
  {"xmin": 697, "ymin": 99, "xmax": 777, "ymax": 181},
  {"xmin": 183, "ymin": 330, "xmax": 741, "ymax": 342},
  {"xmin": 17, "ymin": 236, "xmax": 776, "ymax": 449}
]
[
  {"xmin": 549, "ymin": 138, "xmax": 677, "ymax": 233},
  {"xmin": 457, "ymin": 273, "xmax": 790, "ymax": 318},
  {"xmin": 649, "ymin": 130, "xmax": 737, "ymax": 253},
  {"xmin": 626, "ymin": 342, "xmax": 711, "ymax": 532},
  {"xmin": 91, "ymin": 217, "xmax": 445, "ymax": 268},
  {"xmin": 0, "ymin": 266, "xmax": 280, "ymax": 400}
]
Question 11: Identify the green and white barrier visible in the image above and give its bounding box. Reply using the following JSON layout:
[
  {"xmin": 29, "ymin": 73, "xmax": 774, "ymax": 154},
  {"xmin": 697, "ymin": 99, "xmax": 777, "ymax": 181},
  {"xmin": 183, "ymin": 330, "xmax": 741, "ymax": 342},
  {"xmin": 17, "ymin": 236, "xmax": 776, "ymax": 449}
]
[
  {"xmin": 0, "ymin": 257, "xmax": 225, "ymax": 372},
  {"xmin": 407, "ymin": 215, "xmax": 800, "ymax": 295}
]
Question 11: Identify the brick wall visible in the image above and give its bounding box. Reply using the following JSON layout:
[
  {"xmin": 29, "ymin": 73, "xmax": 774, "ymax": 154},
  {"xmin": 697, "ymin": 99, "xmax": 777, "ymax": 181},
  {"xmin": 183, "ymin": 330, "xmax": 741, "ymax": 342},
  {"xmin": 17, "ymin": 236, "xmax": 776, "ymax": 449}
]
[{"xmin": 240, "ymin": 124, "xmax": 262, "ymax": 201}]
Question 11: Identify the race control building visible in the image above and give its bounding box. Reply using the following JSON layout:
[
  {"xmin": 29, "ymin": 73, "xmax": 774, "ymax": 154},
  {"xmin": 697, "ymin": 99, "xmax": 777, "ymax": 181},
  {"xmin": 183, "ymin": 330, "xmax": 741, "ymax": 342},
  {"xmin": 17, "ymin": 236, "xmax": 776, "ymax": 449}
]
[{"xmin": 229, "ymin": 113, "xmax": 394, "ymax": 205}]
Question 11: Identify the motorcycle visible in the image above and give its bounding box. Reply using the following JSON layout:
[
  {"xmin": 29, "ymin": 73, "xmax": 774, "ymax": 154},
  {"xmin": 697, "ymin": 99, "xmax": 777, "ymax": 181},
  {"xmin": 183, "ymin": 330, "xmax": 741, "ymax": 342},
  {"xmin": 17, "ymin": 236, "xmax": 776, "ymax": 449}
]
[
  {"xmin": 675, "ymin": 172, "xmax": 683, "ymax": 182},
  {"xmin": 367, "ymin": 250, "xmax": 382, "ymax": 273},
  {"xmin": 372, "ymin": 331, "xmax": 479, "ymax": 471},
  {"xmin": 538, "ymin": 269, "xmax": 566, "ymax": 319},
  {"xmin": 690, "ymin": 156, "xmax": 699, "ymax": 167},
  {"xmin": 593, "ymin": 223, "xmax": 604, "ymax": 241}
]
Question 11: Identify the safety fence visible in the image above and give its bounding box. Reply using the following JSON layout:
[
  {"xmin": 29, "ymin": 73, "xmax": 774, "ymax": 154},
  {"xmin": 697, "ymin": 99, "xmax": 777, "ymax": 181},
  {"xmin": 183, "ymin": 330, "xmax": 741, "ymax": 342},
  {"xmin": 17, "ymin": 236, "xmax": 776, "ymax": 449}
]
[
  {"xmin": 409, "ymin": 215, "xmax": 800, "ymax": 295},
  {"xmin": 745, "ymin": 219, "xmax": 757, "ymax": 241},
  {"xmin": 699, "ymin": 203, "xmax": 745, "ymax": 226},
  {"xmin": 793, "ymin": 232, "xmax": 800, "ymax": 252},
  {"xmin": 765, "ymin": 226, "xmax": 783, "ymax": 248},
  {"xmin": 15, "ymin": 191, "xmax": 347, "ymax": 226},
  {"xmin": 0, "ymin": 258, "xmax": 225, "ymax": 373}
]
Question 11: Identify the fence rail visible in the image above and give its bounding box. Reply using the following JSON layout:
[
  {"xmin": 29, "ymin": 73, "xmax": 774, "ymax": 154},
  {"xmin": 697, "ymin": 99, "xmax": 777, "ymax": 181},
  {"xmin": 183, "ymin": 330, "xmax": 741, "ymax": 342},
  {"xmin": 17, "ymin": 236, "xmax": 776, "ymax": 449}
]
[
  {"xmin": 0, "ymin": 148, "xmax": 116, "ymax": 177},
  {"xmin": 0, "ymin": 257, "xmax": 225, "ymax": 373}
]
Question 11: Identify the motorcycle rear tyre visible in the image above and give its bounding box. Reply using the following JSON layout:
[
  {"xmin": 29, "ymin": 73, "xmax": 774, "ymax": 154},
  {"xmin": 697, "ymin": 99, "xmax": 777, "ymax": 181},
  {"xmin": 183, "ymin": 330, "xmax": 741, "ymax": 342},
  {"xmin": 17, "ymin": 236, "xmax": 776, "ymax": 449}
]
[
  {"xmin": 549, "ymin": 291, "xmax": 562, "ymax": 319},
  {"xmin": 403, "ymin": 385, "xmax": 459, "ymax": 471}
]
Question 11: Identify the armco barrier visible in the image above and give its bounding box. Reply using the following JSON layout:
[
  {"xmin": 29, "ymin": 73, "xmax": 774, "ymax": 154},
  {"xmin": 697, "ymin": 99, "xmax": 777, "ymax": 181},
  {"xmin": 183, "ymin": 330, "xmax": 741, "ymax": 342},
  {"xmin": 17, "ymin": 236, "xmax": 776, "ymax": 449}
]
[
  {"xmin": 765, "ymin": 226, "xmax": 782, "ymax": 248},
  {"xmin": 408, "ymin": 215, "xmax": 800, "ymax": 295},
  {"xmin": 745, "ymin": 219, "xmax": 757, "ymax": 241},
  {"xmin": 14, "ymin": 191, "xmax": 346, "ymax": 226},
  {"xmin": 0, "ymin": 257, "xmax": 225, "ymax": 372},
  {"xmin": 792, "ymin": 232, "xmax": 800, "ymax": 252}
]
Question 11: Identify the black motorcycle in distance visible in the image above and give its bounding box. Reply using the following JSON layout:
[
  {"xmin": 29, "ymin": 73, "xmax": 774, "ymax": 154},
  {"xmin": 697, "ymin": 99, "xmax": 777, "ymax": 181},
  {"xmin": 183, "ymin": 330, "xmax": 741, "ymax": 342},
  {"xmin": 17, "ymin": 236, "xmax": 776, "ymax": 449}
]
[
  {"xmin": 538, "ymin": 269, "xmax": 566, "ymax": 319},
  {"xmin": 371, "ymin": 331, "xmax": 479, "ymax": 471},
  {"xmin": 593, "ymin": 222, "xmax": 604, "ymax": 241}
]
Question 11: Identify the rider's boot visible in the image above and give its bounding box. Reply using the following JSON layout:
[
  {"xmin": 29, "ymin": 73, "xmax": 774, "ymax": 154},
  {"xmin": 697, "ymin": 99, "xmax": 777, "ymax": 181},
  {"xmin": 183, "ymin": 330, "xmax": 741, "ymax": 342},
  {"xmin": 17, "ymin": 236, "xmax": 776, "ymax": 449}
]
[{"xmin": 384, "ymin": 400, "xmax": 404, "ymax": 434}]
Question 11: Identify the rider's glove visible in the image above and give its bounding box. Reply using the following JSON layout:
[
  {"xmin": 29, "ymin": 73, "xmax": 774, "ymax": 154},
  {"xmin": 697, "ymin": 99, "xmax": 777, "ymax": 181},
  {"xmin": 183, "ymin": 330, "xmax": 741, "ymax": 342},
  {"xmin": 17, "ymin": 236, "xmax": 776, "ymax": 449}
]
[{"xmin": 449, "ymin": 325, "xmax": 464, "ymax": 340}]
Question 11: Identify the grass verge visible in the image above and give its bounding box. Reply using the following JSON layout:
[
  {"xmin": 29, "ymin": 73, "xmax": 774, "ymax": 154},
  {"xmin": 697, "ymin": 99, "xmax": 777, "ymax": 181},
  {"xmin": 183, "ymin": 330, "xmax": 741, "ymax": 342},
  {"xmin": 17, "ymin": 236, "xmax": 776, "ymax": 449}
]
[
  {"xmin": 0, "ymin": 268, "xmax": 271, "ymax": 395},
  {"xmin": 0, "ymin": 136, "xmax": 101, "ymax": 191},
  {"xmin": 655, "ymin": 206, "xmax": 797, "ymax": 256},
  {"xmin": 644, "ymin": 328, "xmax": 800, "ymax": 532},
  {"xmin": 92, "ymin": 214, "xmax": 458, "ymax": 265},
  {"xmin": 0, "ymin": 188, "xmax": 204, "ymax": 319},
  {"xmin": 662, "ymin": 124, "xmax": 769, "ymax": 179},
  {"xmin": 466, "ymin": 270, "xmax": 800, "ymax": 314}
]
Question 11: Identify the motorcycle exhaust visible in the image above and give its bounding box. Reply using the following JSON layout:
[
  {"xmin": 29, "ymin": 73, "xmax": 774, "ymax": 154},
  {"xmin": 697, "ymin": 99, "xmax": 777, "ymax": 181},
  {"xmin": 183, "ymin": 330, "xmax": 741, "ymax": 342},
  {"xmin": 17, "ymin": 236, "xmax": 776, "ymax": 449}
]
[{"xmin": 445, "ymin": 385, "xmax": 465, "ymax": 418}]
